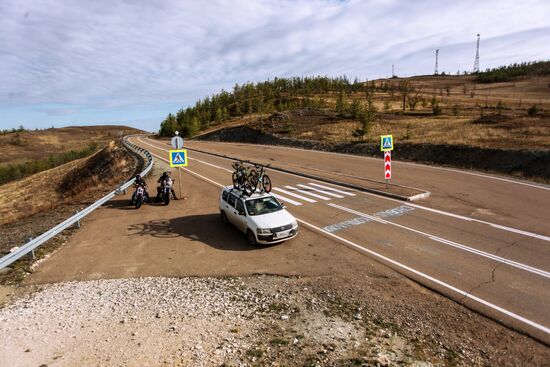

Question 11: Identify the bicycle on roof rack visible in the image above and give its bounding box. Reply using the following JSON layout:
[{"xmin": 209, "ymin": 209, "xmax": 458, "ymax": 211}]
[
  {"xmin": 249, "ymin": 163, "xmax": 272, "ymax": 193},
  {"xmin": 231, "ymin": 161, "xmax": 254, "ymax": 196}
]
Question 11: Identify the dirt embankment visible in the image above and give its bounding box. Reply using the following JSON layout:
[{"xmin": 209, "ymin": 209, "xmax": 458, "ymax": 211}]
[
  {"xmin": 0, "ymin": 141, "xmax": 141, "ymax": 260},
  {"xmin": 196, "ymin": 125, "xmax": 550, "ymax": 181}
]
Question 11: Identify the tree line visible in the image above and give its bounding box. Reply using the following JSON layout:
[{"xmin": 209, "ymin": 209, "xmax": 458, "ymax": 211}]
[
  {"xmin": 477, "ymin": 61, "xmax": 550, "ymax": 83},
  {"xmin": 0, "ymin": 143, "xmax": 99, "ymax": 186},
  {"xmin": 159, "ymin": 76, "xmax": 372, "ymax": 137}
]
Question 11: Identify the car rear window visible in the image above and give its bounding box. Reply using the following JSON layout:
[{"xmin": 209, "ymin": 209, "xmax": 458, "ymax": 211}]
[{"xmin": 222, "ymin": 190, "xmax": 229, "ymax": 202}]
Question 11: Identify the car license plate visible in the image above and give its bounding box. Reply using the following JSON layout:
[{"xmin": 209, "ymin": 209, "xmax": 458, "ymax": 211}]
[{"xmin": 275, "ymin": 230, "xmax": 290, "ymax": 239}]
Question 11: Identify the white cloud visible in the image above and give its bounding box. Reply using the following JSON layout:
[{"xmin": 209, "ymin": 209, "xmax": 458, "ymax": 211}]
[{"xmin": 0, "ymin": 0, "xmax": 549, "ymax": 129}]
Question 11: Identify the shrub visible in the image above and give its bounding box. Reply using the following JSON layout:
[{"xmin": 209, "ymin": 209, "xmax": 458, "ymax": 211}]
[
  {"xmin": 452, "ymin": 104, "xmax": 460, "ymax": 117},
  {"xmin": 527, "ymin": 105, "xmax": 540, "ymax": 116}
]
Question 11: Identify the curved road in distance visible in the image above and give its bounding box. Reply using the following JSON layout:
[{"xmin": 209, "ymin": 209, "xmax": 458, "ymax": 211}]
[{"xmin": 133, "ymin": 136, "xmax": 550, "ymax": 344}]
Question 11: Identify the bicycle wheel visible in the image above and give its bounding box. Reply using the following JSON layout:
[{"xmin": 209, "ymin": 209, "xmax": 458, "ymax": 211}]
[
  {"xmin": 243, "ymin": 179, "xmax": 254, "ymax": 197},
  {"xmin": 232, "ymin": 172, "xmax": 239, "ymax": 188},
  {"xmin": 262, "ymin": 175, "xmax": 272, "ymax": 193},
  {"xmin": 248, "ymin": 170, "xmax": 258, "ymax": 192}
]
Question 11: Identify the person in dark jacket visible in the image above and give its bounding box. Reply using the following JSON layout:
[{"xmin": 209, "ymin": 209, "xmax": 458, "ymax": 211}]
[
  {"xmin": 156, "ymin": 171, "xmax": 177, "ymax": 200},
  {"xmin": 131, "ymin": 174, "xmax": 150, "ymax": 203}
]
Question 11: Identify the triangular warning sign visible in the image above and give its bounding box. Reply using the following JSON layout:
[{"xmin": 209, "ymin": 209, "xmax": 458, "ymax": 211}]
[
  {"xmin": 173, "ymin": 153, "xmax": 184, "ymax": 164},
  {"xmin": 383, "ymin": 138, "xmax": 392, "ymax": 148}
]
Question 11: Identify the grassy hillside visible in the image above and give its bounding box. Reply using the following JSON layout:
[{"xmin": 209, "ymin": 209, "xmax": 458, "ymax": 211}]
[
  {"xmin": 160, "ymin": 64, "xmax": 550, "ymax": 151},
  {"xmin": 0, "ymin": 125, "xmax": 143, "ymax": 167}
]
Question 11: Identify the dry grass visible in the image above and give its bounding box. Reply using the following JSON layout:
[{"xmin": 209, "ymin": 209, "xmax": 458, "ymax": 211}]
[{"xmin": 241, "ymin": 75, "xmax": 550, "ymax": 150}]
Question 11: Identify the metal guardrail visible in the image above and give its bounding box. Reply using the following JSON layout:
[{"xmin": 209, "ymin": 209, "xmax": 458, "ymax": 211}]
[{"xmin": 0, "ymin": 135, "xmax": 154, "ymax": 270}]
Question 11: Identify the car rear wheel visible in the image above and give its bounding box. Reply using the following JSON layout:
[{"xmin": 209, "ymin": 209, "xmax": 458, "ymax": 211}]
[{"xmin": 247, "ymin": 229, "xmax": 257, "ymax": 246}]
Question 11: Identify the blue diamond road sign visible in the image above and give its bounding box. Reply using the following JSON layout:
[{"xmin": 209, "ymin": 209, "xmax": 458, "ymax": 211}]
[
  {"xmin": 169, "ymin": 149, "xmax": 188, "ymax": 167},
  {"xmin": 380, "ymin": 134, "xmax": 394, "ymax": 151}
]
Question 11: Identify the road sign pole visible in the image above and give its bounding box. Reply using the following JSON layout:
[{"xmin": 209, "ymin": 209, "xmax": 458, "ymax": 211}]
[
  {"xmin": 178, "ymin": 167, "xmax": 182, "ymax": 198},
  {"xmin": 384, "ymin": 151, "xmax": 391, "ymax": 190}
]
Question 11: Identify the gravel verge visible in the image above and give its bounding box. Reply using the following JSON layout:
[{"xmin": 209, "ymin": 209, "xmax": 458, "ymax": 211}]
[{"xmin": 2, "ymin": 276, "xmax": 441, "ymax": 367}]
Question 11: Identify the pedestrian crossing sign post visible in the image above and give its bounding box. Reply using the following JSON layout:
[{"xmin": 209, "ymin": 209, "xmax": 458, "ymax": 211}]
[
  {"xmin": 169, "ymin": 149, "xmax": 188, "ymax": 167},
  {"xmin": 380, "ymin": 134, "xmax": 393, "ymax": 190},
  {"xmin": 380, "ymin": 134, "xmax": 394, "ymax": 152}
]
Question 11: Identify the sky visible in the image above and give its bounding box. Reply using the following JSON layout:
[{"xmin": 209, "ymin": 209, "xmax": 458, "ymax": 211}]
[{"xmin": 1, "ymin": 0, "xmax": 549, "ymax": 132}]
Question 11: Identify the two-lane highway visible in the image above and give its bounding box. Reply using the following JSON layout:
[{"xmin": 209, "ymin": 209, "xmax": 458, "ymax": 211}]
[{"xmin": 132, "ymin": 136, "xmax": 550, "ymax": 344}]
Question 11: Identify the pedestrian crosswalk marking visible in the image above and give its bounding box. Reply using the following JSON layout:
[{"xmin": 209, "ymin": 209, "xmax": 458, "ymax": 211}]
[
  {"xmin": 297, "ymin": 184, "xmax": 344, "ymax": 198},
  {"xmin": 272, "ymin": 187, "xmax": 317, "ymax": 203},
  {"xmin": 268, "ymin": 182, "xmax": 356, "ymax": 207},
  {"xmin": 272, "ymin": 193, "xmax": 302, "ymax": 206},
  {"xmin": 308, "ymin": 182, "xmax": 355, "ymax": 196},
  {"xmin": 284, "ymin": 185, "xmax": 331, "ymax": 200}
]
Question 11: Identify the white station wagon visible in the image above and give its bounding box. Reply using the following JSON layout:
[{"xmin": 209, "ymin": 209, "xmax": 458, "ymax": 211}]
[{"xmin": 219, "ymin": 186, "xmax": 298, "ymax": 245}]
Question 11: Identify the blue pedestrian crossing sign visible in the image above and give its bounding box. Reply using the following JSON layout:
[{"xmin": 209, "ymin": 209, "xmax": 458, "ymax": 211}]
[
  {"xmin": 169, "ymin": 149, "xmax": 188, "ymax": 167},
  {"xmin": 380, "ymin": 134, "xmax": 394, "ymax": 152}
]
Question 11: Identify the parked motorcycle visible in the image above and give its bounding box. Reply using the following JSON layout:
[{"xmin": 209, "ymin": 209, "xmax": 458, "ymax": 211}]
[
  {"xmin": 156, "ymin": 178, "xmax": 175, "ymax": 205},
  {"xmin": 130, "ymin": 183, "xmax": 149, "ymax": 209}
]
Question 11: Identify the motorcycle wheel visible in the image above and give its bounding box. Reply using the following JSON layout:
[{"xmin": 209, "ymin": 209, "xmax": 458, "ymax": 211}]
[
  {"xmin": 164, "ymin": 193, "xmax": 170, "ymax": 205},
  {"xmin": 135, "ymin": 196, "xmax": 142, "ymax": 209}
]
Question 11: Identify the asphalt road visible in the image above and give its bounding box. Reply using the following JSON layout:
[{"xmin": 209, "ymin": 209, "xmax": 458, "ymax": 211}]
[{"xmin": 127, "ymin": 136, "xmax": 550, "ymax": 344}]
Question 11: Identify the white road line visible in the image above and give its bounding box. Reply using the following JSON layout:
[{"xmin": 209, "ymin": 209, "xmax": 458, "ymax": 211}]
[
  {"xmin": 136, "ymin": 137, "xmax": 550, "ymax": 337},
  {"xmin": 297, "ymin": 184, "xmax": 344, "ymax": 198},
  {"xmin": 308, "ymin": 182, "xmax": 354, "ymax": 196},
  {"xmin": 295, "ymin": 217, "xmax": 550, "ymax": 336},
  {"xmin": 284, "ymin": 185, "xmax": 331, "ymax": 200},
  {"xmin": 328, "ymin": 203, "xmax": 550, "ymax": 279},
  {"xmin": 272, "ymin": 187, "xmax": 317, "ymax": 203},
  {"xmin": 144, "ymin": 137, "xmax": 550, "ymax": 242},
  {"xmin": 403, "ymin": 202, "xmax": 550, "ymax": 242},
  {"xmin": 271, "ymin": 193, "xmax": 303, "ymax": 206},
  {"xmin": 188, "ymin": 157, "xmax": 233, "ymax": 173}
]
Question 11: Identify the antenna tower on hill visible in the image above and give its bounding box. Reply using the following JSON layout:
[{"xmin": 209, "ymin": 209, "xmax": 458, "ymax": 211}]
[
  {"xmin": 473, "ymin": 34, "xmax": 480, "ymax": 73},
  {"xmin": 434, "ymin": 49, "xmax": 439, "ymax": 75}
]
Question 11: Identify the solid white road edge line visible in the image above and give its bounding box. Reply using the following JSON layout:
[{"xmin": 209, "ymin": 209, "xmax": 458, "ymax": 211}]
[
  {"xmin": 295, "ymin": 217, "xmax": 550, "ymax": 335},
  {"xmin": 140, "ymin": 137, "xmax": 550, "ymax": 242},
  {"xmin": 328, "ymin": 202, "xmax": 550, "ymax": 279},
  {"xmin": 136, "ymin": 137, "xmax": 550, "ymax": 336}
]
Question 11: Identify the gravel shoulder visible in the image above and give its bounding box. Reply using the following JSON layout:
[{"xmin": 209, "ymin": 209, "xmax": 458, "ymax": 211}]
[{"xmin": 2, "ymin": 274, "xmax": 548, "ymax": 367}]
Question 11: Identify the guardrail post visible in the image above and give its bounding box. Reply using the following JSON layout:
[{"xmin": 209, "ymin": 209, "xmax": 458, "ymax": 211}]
[
  {"xmin": 75, "ymin": 211, "xmax": 81, "ymax": 228},
  {"xmin": 27, "ymin": 238, "xmax": 35, "ymax": 260}
]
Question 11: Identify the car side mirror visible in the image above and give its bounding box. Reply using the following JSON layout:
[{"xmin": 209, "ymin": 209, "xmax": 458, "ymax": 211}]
[{"xmin": 239, "ymin": 210, "xmax": 246, "ymax": 216}]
